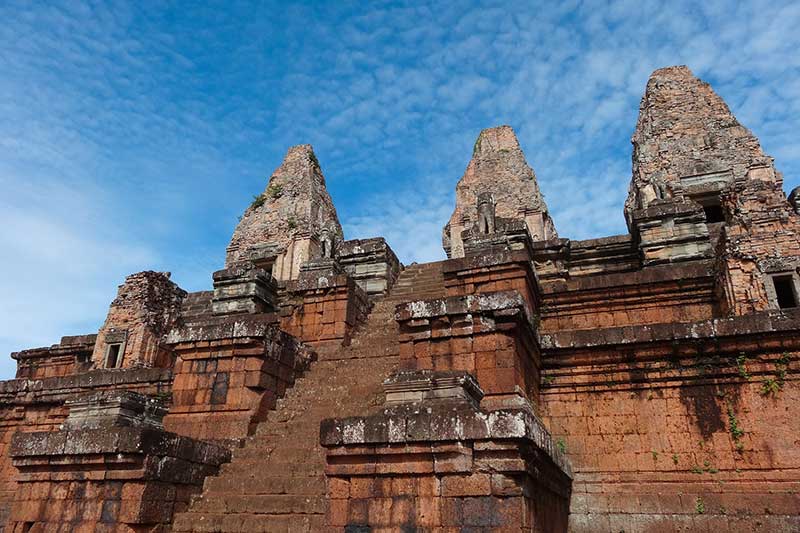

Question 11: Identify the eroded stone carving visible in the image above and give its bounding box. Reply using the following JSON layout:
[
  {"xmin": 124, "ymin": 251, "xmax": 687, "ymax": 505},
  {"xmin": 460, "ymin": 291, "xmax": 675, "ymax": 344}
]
[
  {"xmin": 789, "ymin": 186, "xmax": 800, "ymax": 215},
  {"xmin": 477, "ymin": 192, "xmax": 496, "ymax": 234}
]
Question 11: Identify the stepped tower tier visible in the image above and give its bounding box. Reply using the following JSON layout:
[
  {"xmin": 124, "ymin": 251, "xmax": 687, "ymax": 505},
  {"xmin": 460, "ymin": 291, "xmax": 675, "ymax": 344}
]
[
  {"xmin": 442, "ymin": 125, "xmax": 557, "ymax": 258},
  {"xmin": 226, "ymin": 144, "xmax": 343, "ymax": 280}
]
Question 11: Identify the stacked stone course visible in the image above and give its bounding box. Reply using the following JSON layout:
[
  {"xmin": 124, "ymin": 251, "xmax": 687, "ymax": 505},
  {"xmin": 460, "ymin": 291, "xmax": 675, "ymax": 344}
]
[{"xmin": 1, "ymin": 65, "xmax": 799, "ymax": 532}]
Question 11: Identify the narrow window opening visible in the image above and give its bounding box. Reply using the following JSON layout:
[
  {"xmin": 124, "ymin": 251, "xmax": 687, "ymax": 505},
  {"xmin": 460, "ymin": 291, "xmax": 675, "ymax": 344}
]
[
  {"xmin": 702, "ymin": 203, "xmax": 725, "ymax": 223},
  {"xmin": 773, "ymin": 276, "xmax": 797, "ymax": 309},
  {"xmin": 105, "ymin": 343, "xmax": 122, "ymax": 368}
]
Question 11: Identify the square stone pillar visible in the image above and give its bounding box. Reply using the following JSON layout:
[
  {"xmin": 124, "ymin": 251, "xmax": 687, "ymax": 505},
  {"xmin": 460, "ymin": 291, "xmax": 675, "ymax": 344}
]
[{"xmin": 163, "ymin": 314, "xmax": 315, "ymax": 445}]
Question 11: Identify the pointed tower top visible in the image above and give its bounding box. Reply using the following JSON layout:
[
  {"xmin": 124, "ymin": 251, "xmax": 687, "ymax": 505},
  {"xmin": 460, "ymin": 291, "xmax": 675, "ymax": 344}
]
[
  {"xmin": 225, "ymin": 144, "xmax": 342, "ymax": 274},
  {"xmin": 442, "ymin": 125, "xmax": 556, "ymax": 258},
  {"xmin": 625, "ymin": 65, "xmax": 770, "ymax": 215}
]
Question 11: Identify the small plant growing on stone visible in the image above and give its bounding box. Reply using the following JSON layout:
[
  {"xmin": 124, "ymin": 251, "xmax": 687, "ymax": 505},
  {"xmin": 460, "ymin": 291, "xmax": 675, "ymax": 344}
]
[
  {"xmin": 701, "ymin": 460, "xmax": 718, "ymax": 474},
  {"xmin": 556, "ymin": 438, "xmax": 567, "ymax": 454},
  {"xmin": 761, "ymin": 378, "xmax": 781, "ymax": 397},
  {"xmin": 727, "ymin": 405, "xmax": 745, "ymax": 453},
  {"xmin": 250, "ymin": 194, "xmax": 266, "ymax": 210},
  {"xmin": 736, "ymin": 354, "xmax": 750, "ymax": 379},
  {"xmin": 473, "ymin": 134, "xmax": 483, "ymax": 156},
  {"xmin": 266, "ymin": 183, "xmax": 283, "ymax": 199},
  {"xmin": 287, "ymin": 216, "xmax": 297, "ymax": 229},
  {"xmin": 672, "ymin": 454, "xmax": 679, "ymax": 465},
  {"xmin": 769, "ymin": 352, "xmax": 790, "ymax": 392},
  {"xmin": 541, "ymin": 375, "xmax": 554, "ymax": 386},
  {"xmin": 690, "ymin": 465, "xmax": 703, "ymax": 474},
  {"xmin": 651, "ymin": 451, "xmax": 658, "ymax": 461},
  {"xmin": 695, "ymin": 497, "xmax": 705, "ymax": 514}
]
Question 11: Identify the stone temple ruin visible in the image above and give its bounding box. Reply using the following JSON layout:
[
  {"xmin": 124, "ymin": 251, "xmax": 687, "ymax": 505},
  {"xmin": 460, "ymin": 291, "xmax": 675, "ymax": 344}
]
[{"xmin": 1, "ymin": 65, "xmax": 799, "ymax": 532}]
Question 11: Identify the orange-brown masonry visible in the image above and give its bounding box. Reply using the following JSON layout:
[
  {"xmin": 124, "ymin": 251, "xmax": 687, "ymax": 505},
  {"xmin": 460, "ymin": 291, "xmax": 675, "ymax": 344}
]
[{"xmin": 2, "ymin": 65, "xmax": 799, "ymax": 532}]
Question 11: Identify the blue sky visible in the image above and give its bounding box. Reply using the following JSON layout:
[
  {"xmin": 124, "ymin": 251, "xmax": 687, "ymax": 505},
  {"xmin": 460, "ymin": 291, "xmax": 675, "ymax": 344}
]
[{"xmin": 1, "ymin": 0, "xmax": 799, "ymax": 379}]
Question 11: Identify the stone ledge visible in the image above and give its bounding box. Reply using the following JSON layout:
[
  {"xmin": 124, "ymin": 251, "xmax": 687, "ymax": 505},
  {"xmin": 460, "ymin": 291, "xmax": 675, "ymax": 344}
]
[
  {"xmin": 541, "ymin": 308, "xmax": 800, "ymax": 349},
  {"xmin": 164, "ymin": 313, "xmax": 280, "ymax": 344},
  {"xmin": 541, "ymin": 259, "xmax": 713, "ymax": 294},
  {"xmin": 0, "ymin": 367, "xmax": 172, "ymax": 398},
  {"xmin": 11, "ymin": 335, "xmax": 96, "ymax": 361},
  {"xmin": 320, "ymin": 404, "xmax": 572, "ymax": 478},
  {"xmin": 442, "ymin": 249, "xmax": 533, "ymax": 275},
  {"xmin": 11, "ymin": 426, "xmax": 230, "ymax": 467},
  {"xmin": 384, "ymin": 370, "xmax": 484, "ymax": 406},
  {"xmin": 395, "ymin": 291, "xmax": 532, "ymax": 324}
]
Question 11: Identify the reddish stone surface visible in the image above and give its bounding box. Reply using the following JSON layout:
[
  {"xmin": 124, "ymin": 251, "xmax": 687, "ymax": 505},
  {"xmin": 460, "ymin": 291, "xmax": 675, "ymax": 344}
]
[
  {"xmin": 7, "ymin": 392, "xmax": 229, "ymax": 532},
  {"xmin": 163, "ymin": 315, "xmax": 314, "ymax": 445},
  {"xmin": 716, "ymin": 165, "xmax": 800, "ymax": 315},
  {"xmin": 91, "ymin": 271, "xmax": 186, "ymax": 370},
  {"xmin": 395, "ymin": 291, "xmax": 541, "ymax": 409},
  {"xmin": 320, "ymin": 372, "xmax": 572, "ymax": 532},
  {"xmin": 539, "ymin": 315, "xmax": 800, "ymax": 531},
  {"xmin": 225, "ymin": 144, "xmax": 342, "ymax": 280},
  {"xmin": 0, "ymin": 369, "xmax": 172, "ymax": 529},
  {"xmin": 2, "ymin": 64, "xmax": 800, "ymax": 532},
  {"xmin": 539, "ymin": 261, "xmax": 717, "ymax": 332},
  {"xmin": 280, "ymin": 273, "xmax": 370, "ymax": 354},
  {"xmin": 12, "ymin": 335, "xmax": 95, "ymax": 380}
]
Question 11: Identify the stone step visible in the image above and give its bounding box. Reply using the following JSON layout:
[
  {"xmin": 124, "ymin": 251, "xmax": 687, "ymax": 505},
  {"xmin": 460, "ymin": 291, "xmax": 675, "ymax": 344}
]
[
  {"xmin": 202, "ymin": 474, "xmax": 325, "ymax": 497},
  {"xmin": 173, "ymin": 511, "xmax": 325, "ymax": 533},
  {"xmin": 210, "ymin": 494, "xmax": 326, "ymax": 515},
  {"xmin": 173, "ymin": 260, "xmax": 451, "ymax": 531}
]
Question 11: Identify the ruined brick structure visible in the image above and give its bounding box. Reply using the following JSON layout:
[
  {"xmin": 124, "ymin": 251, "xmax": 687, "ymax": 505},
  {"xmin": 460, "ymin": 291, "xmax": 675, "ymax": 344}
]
[{"xmin": 1, "ymin": 65, "xmax": 798, "ymax": 532}]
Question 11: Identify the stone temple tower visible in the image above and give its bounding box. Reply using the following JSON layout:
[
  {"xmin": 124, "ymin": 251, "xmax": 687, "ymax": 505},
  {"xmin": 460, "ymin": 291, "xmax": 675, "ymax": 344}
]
[
  {"xmin": 625, "ymin": 65, "xmax": 800, "ymax": 315},
  {"xmin": 443, "ymin": 125, "xmax": 557, "ymax": 258},
  {"xmin": 226, "ymin": 144, "xmax": 343, "ymax": 281},
  {"xmin": 625, "ymin": 65, "xmax": 770, "ymax": 217}
]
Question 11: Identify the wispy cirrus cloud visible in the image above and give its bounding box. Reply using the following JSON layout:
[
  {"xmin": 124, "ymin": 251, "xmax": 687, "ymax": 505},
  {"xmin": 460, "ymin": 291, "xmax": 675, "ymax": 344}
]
[{"xmin": 0, "ymin": 0, "xmax": 798, "ymax": 378}]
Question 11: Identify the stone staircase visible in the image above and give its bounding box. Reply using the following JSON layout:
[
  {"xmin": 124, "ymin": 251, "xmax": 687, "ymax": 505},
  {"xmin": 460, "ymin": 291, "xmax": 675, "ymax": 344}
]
[{"xmin": 172, "ymin": 261, "xmax": 446, "ymax": 532}]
